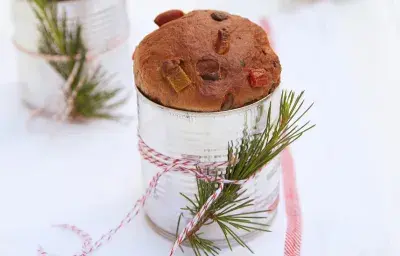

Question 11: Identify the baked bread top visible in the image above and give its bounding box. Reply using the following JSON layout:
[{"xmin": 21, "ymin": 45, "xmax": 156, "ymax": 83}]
[{"xmin": 133, "ymin": 10, "xmax": 281, "ymax": 112}]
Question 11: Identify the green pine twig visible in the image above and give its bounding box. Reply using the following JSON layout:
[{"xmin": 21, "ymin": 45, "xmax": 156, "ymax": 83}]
[
  {"xmin": 179, "ymin": 90, "xmax": 315, "ymax": 255},
  {"xmin": 30, "ymin": 0, "xmax": 128, "ymax": 121}
]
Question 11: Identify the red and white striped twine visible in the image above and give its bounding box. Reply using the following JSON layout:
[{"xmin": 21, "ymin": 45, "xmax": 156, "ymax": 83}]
[
  {"xmin": 169, "ymin": 182, "xmax": 225, "ymax": 256},
  {"xmin": 37, "ymin": 137, "xmax": 288, "ymax": 256}
]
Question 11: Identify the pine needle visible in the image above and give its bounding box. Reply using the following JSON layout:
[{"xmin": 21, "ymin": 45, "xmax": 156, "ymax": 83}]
[
  {"xmin": 31, "ymin": 0, "xmax": 128, "ymax": 121},
  {"xmin": 178, "ymin": 90, "xmax": 315, "ymax": 255}
]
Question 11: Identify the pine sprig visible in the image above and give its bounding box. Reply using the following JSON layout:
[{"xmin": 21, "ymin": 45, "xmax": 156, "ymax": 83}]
[
  {"xmin": 179, "ymin": 90, "xmax": 315, "ymax": 255},
  {"xmin": 30, "ymin": 0, "xmax": 128, "ymax": 121}
]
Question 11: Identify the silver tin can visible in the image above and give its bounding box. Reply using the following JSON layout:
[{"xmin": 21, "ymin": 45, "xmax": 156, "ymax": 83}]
[
  {"xmin": 12, "ymin": 0, "xmax": 131, "ymax": 115},
  {"xmin": 137, "ymin": 87, "xmax": 283, "ymax": 246},
  {"xmin": 279, "ymin": 0, "xmax": 323, "ymax": 10}
]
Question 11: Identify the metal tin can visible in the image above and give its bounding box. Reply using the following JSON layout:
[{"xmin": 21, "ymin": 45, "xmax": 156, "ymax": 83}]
[
  {"xmin": 279, "ymin": 0, "xmax": 324, "ymax": 10},
  {"xmin": 11, "ymin": 0, "xmax": 131, "ymax": 115},
  {"xmin": 137, "ymin": 87, "xmax": 283, "ymax": 246}
]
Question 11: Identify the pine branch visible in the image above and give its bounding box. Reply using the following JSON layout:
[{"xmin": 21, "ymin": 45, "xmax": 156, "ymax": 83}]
[
  {"xmin": 30, "ymin": 0, "xmax": 128, "ymax": 121},
  {"xmin": 179, "ymin": 90, "xmax": 315, "ymax": 255}
]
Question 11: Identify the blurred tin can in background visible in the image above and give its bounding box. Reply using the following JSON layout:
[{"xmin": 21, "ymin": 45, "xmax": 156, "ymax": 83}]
[
  {"xmin": 137, "ymin": 87, "xmax": 283, "ymax": 246},
  {"xmin": 11, "ymin": 0, "xmax": 131, "ymax": 116},
  {"xmin": 279, "ymin": 0, "xmax": 326, "ymax": 11}
]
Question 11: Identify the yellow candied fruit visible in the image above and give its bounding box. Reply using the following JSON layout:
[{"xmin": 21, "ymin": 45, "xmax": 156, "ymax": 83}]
[{"xmin": 166, "ymin": 66, "xmax": 192, "ymax": 92}]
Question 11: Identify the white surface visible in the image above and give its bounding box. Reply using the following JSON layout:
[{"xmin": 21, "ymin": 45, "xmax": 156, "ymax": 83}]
[{"xmin": 1, "ymin": 0, "xmax": 400, "ymax": 255}]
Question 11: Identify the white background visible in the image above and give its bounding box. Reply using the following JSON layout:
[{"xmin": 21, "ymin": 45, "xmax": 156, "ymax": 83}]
[{"xmin": 1, "ymin": 0, "xmax": 400, "ymax": 255}]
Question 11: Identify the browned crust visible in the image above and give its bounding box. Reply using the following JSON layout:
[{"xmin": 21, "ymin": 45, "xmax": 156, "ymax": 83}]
[{"xmin": 134, "ymin": 10, "xmax": 281, "ymax": 112}]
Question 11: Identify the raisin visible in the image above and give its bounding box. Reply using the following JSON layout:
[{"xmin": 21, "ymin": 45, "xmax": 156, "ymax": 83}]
[{"xmin": 215, "ymin": 28, "xmax": 230, "ymax": 55}]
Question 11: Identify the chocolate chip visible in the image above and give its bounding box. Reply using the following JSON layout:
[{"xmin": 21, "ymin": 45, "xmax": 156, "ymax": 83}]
[
  {"xmin": 221, "ymin": 93, "xmax": 234, "ymax": 111},
  {"xmin": 211, "ymin": 11, "xmax": 228, "ymax": 21},
  {"xmin": 197, "ymin": 58, "xmax": 221, "ymax": 81},
  {"xmin": 201, "ymin": 72, "xmax": 220, "ymax": 81}
]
